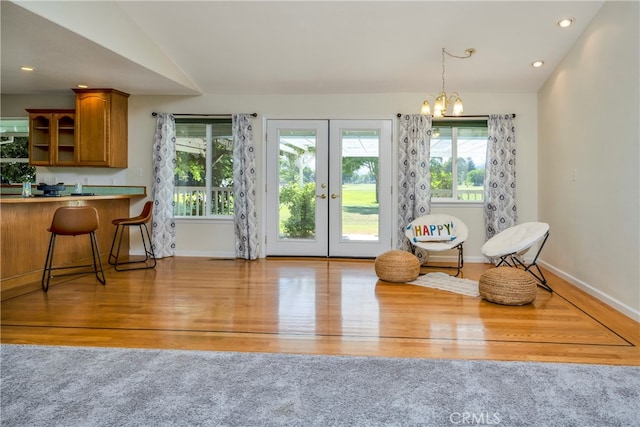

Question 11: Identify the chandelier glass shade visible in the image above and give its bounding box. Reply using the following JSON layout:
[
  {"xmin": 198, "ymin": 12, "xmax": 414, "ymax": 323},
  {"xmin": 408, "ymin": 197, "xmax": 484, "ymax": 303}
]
[{"xmin": 421, "ymin": 48, "xmax": 475, "ymax": 117}]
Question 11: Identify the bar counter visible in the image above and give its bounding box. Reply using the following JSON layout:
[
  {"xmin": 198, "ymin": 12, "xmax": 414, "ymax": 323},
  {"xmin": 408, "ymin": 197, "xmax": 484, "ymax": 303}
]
[
  {"xmin": 0, "ymin": 194, "xmax": 142, "ymax": 204},
  {"xmin": 1, "ymin": 191, "xmax": 146, "ymax": 299}
]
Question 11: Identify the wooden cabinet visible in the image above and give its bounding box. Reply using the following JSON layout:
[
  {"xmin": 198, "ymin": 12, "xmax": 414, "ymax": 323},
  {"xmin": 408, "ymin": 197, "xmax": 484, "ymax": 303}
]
[
  {"xmin": 73, "ymin": 88, "xmax": 129, "ymax": 167},
  {"xmin": 27, "ymin": 109, "xmax": 76, "ymax": 166},
  {"xmin": 27, "ymin": 89, "xmax": 129, "ymax": 167}
]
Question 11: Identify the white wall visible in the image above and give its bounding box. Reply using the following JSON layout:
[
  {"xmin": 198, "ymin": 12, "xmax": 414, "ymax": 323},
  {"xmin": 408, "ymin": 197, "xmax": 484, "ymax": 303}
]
[
  {"xmin": 538, "ymin": 0, "xmax": 639, "ymax": 319},
  {"xmin": 1, "ymin": 92, "xmax": 538, "ymax": 260},
  {"xmin": 128, "ymin": 92, "xmax": 538, "ymax": 260}
]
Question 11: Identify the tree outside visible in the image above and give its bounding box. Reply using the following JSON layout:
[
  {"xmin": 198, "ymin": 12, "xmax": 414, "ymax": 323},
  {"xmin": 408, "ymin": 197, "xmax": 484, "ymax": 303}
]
[{"xmin": 0, "ymin": 136, "xmax": 35, "ymax": 183}]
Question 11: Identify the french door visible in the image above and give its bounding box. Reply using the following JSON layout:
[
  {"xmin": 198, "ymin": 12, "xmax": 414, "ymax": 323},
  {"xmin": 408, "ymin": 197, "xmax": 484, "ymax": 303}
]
[{"xmin": 266, "ymin": 119, "xmax": 392, "ymax": 257}]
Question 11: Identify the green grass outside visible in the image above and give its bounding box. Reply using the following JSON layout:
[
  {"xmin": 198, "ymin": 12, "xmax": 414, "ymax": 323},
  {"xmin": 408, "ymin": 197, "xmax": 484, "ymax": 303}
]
[
  {"xmin": 340, "ymin": 183, "xmax": 379, "ymax": 235},
  {"xmin": 278, "ymin": 183, "xmax": 483, "ymax": 236},
  {"xmin": 279, "ymin": 183, "xmax": 379, "ymax": 236}
]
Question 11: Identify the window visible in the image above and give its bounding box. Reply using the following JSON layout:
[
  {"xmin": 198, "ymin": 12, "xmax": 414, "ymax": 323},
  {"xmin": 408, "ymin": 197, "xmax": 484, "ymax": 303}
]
[
  {"xmin": 0, "ymin": 118, "xmax": 35, "ymax": 184},
  {"xmin": 430, "ymin": 119, "xmax": 488, "ymax": 202},
  {"xmin": 174, "ymin": 118, "xmax": 233, "ymax": 217}
]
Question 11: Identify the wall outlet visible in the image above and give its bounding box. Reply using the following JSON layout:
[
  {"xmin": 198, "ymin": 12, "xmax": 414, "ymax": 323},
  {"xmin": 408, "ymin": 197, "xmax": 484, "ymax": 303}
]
[{"xmin": 571, "ymin": 169, "xmax": 577, "ymax": 181}]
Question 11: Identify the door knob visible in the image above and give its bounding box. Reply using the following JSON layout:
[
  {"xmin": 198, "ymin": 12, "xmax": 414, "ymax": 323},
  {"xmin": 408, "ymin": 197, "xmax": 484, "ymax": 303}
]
[
  {"xmin": 317, "ymin": 194, "xmax": 327, "ymax": 199},
  {"xmin": 331, "ymin": 194, "xmax": 339, "ymax": 199}
]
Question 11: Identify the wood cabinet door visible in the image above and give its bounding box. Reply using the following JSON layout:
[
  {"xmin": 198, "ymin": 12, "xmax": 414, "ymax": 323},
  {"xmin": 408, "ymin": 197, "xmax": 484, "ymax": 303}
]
[
  {"xmin": 53, "ymin": 112, "xmax": 76, "ymax": 166},
  {"xmin": 75, "ymin": 92, "xmax": 110, "ymax": 166},
  {"xmin": 28, "ymin": 113, "xmax": 54, "ymax": 166},
  {"xmin": 27, "ymin": 109, "xmax": 75, "ymax": 166}
]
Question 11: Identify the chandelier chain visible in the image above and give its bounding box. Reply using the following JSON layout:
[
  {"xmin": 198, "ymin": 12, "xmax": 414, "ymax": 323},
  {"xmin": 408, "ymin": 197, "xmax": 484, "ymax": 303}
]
[
  {"xmin": 441, "ymin": 49, "xmax": 446, "ymax": 93},
  {"xmin": 443, "ymin": 48, "xmax": 476, "ymax": 60},
  {"xmin": 421, "ymin": 47, "xmax": 476, "ymax": 117}
]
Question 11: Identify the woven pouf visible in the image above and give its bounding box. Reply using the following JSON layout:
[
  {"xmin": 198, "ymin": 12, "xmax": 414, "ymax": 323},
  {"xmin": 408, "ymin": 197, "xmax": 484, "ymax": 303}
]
[
  {"xmin": 479, "ymin": 267, "xmax": 537, "ymax": 305},
  {"xmin": 374, "ymin": 250, "xmax": 420, "ymax": 283}
]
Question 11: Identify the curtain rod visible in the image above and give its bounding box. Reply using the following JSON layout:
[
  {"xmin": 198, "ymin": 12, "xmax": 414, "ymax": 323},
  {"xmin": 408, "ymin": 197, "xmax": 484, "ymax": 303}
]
[
  {"xmin": 152, "ymin": 112, "xmax": 257, "ymax": 118},
  {"xmin": 396, "ymin": 113, "xmax": 516, "ymax": 119}
]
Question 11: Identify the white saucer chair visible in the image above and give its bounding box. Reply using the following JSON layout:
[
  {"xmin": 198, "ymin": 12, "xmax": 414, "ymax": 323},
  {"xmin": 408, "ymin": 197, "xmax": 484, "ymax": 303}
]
[
  {"xmin": 481, "ymin": 222, "xmax": 551, "ymax": 291},
  {"xmin": 405, "ymin": 214, "xmax": 468, "ymax": 277}
]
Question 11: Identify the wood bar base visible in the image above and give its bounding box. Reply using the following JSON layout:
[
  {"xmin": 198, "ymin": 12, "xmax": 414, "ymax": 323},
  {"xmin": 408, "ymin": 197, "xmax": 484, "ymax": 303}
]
[{"xmin": 1, "ymin": 196, "xmax": 138, "ymax": 299}]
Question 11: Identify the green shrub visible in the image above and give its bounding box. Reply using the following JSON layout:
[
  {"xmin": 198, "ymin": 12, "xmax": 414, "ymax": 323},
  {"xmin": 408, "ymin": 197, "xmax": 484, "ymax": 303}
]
[{"xmin": 279, "ymin": 182, "xmax": 316, "ymax": 238}]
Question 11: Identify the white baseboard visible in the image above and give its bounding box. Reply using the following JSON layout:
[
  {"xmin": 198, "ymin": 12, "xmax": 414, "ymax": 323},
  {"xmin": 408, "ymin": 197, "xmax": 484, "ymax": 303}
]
[
  {"xmin": 130, "ymin": 249, "xmax": 236, "ymax": 258},
  {"xmin": 539, "ymin": 260, "xmax": 640, "ymax": 322}
]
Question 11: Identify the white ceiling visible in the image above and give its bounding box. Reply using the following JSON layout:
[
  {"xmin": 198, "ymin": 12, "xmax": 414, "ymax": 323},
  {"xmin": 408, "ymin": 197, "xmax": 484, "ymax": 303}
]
[{"xmin": 1, "ymin": 1, "xmax": 605, "ymax": 96}]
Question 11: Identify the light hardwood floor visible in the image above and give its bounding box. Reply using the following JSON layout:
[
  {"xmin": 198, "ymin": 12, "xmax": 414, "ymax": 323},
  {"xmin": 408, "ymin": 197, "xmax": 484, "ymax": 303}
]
[{"xmin": 1, "ymin": 257, "xmax": 638, "ymax": 365}]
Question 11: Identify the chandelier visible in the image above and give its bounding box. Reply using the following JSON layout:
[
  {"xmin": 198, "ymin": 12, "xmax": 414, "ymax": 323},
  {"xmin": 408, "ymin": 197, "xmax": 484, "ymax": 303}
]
[{"xmin": 421, "ymin": 48, "xmax": 476, "ymax": 117}]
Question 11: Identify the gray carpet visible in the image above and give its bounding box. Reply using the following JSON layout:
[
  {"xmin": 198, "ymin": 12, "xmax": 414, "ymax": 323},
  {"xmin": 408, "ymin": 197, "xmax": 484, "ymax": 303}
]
[{"xmin": 1, "ymin": 345, "xmax": 638, "ymax": 427}]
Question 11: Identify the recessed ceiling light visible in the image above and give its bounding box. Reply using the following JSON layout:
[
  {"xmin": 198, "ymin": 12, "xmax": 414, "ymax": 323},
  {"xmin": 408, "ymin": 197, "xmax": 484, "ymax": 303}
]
[
  {"xmin": 20, "ymin": 66, "xmax": 35, "ymax": 72},
  {"xmin": 532, "ymin": 60, "xmax": 545, "ymax": 68},
  {"xmin": 558, "ymin": 18, "xmax": 574, "ymax": 28}
]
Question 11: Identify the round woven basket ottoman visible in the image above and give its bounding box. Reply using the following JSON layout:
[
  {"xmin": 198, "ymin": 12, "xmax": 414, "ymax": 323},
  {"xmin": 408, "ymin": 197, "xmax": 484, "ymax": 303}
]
[
  {"xmin": 479, "ymin": 267, "xmax": 537, "ymax": 305},
  {"xmin": 374, "ymin": 250, "xmax": 420, "ymax": 283}
]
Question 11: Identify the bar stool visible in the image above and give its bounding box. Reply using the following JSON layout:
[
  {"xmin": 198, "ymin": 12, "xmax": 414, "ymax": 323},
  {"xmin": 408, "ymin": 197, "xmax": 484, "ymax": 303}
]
[
  {"xmin": 42, "ymin": 206, "xmax": 106, "ymax": 292},
  {"xmin": 108, "ymin": 200, "xmax": 156, "ymax": 271}
]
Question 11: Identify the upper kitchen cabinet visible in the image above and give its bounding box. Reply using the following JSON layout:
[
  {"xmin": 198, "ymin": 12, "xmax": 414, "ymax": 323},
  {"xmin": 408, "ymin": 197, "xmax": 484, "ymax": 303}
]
[
  {"xmin": 73, "ymin": 89, "xmax": 129, "ymax": 167},
  {"xmin": 26, "ymin": 109, "xmax": 76, "ymax": 166}
]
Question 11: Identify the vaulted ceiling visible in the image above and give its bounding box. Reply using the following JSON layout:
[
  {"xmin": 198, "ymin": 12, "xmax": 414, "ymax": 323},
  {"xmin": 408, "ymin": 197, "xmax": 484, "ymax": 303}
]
[{"xmin": 1, "ymin": 1, "xmax": 605, "ymax": 96}]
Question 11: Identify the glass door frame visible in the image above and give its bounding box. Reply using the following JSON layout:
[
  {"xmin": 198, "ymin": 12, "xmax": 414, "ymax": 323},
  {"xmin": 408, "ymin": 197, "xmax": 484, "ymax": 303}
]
[
  {"xmin": 328, "ymin": 119, "xmax": 393, "ymax": 257},
  {"xmin": 265, "ymin": 118, "xmax": 393, "ymax": 258},
  {"xmin": 266, "ymin": 120, "xmax": 329, "ymax": 256}
]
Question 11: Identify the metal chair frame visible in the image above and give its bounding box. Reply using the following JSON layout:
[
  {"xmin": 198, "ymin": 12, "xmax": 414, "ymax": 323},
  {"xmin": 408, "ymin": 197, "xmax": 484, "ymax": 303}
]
[
  {"xmin": 406, "ymin": 214, "xmax": 468, "ymax": 277},
  {"xmin": 412, "ymin": 242, "xmax": 465, "ymax": 277},
  {"xmin": 493, "ymin": 231, "xmax": 551, "ymax": 292},
  {"xmin": 42, "ymin": 207, "xmax": 106, "ymax": 292},
  {"xmin": 108, "ymin": 201, "xmax": 156, "ymax": 271}
]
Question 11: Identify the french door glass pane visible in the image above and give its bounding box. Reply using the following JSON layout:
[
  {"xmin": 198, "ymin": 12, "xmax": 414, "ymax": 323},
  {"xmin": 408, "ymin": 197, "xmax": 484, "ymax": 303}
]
[
  {"xmin": 340, "ymin": 129, "xmax": 379, "ymax": 241},
  {"xmin": 278, "ymin": 129, "xmax": 317, "ymax": 240}
]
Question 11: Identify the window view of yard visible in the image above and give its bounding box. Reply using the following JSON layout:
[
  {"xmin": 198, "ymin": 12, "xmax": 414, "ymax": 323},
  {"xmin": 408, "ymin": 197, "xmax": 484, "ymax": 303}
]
[
  {"xmin": 278, "ymin": 183, "xmax": 379, "ymax": 239},
  {"xmin": 172, "ymin": 120, "xmax": 488, "ymax": 226},
  {"xmin": 0, "ymin": 119, "xmax": 34, "ymax": 184},
  {"xmin": 430, "ymin": 122, "xmax": 488, "ymax": 201},
  {"xmin": 173, "ymin": 119, "xmax": 234, "ymax": 217},
  {"xmin": 277, "ymin": 128, "xmax": 382, "ymax": 241}
]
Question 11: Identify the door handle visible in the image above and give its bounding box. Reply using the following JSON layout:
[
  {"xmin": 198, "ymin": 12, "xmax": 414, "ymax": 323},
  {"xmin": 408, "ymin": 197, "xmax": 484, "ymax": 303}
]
[
  {"xmin": 331, "ymin": 194, "xmax": 339, "ymax": 199},
  {"xmin": 317, "ymin": 194, "xmax": 327, "ymax": 199}
]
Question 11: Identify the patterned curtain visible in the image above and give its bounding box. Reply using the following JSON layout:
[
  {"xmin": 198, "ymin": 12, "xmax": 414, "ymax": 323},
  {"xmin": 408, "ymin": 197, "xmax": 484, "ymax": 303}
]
[
  {"xmin": 151, "ymin": 113, "xmax": 176, "ymax": 258},
  {"xmin": 397, "ymin": 114, "xmax": 431, "ymax": 261},
  {"xmin": 484, "ymin": 114, "xmax": 517, "ymax": 241},
  {"xmin": 232, "ymin": 114, "xmax": 259, "ymax": 260}
]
